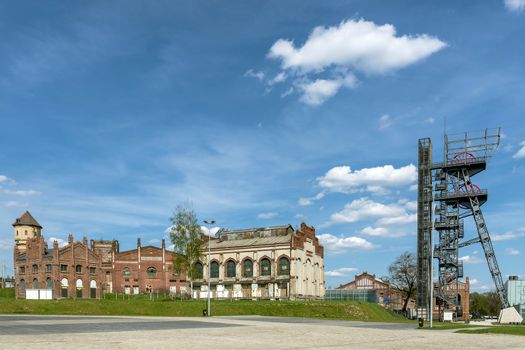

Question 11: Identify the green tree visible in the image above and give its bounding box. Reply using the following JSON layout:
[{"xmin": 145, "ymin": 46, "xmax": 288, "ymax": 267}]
[
  {"xmin": 169, "ymin": 205, "xmax": 205, "ymax": 294},
  {"xmin": 387, "ymin": 251, "xmax": 417, "ymax": 311}
]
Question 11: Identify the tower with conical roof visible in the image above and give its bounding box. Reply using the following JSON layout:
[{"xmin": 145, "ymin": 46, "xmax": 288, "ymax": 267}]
[{"xmin": 13, "ymin": 211, "xmax": 42, "ymax": 251}]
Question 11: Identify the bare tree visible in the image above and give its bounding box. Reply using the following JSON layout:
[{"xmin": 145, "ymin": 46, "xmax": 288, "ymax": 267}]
[
  {"xmin": 169, "ymin": 204, "xmax": 205, "ymax": 295},
  {"xmin": 388, "ymin": 251, "xmax": 417, "ymax": 312}
]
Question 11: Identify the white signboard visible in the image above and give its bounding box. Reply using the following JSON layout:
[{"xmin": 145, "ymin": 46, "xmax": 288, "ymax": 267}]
[
  {"xmin": 233, "ymin": 284, "xmax": 242, "ymax": 298},
  {"xmin": 26, "ymin": 289, "xmax": 53, "ymax": 300},
  {"xmin": 169, "ymin": 286, "xmax": 177, "ymax": 295}
]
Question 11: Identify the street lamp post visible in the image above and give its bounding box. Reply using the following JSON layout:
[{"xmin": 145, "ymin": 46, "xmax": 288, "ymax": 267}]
[{"xmin": 204, "ymin": 219, "xmax": 215, "ymax": 317}]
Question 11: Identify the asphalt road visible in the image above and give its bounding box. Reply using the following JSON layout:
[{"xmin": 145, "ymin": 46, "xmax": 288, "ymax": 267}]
[{"xmin": 0, "ymin": 315, "xmax": 523, "ymax": 350}]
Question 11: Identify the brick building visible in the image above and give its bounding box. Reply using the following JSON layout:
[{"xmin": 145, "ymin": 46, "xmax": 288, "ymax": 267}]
[
  {"xmin": 336, "ymin": 272, "xmax": 416, "ymax": 311},
  {"xmin": 13, "ymin": 211, "xmax": 187, "ymax": 299},
  {"xmin": 433, "ymin": 277, "xmax": 470, "ymax": 321}
]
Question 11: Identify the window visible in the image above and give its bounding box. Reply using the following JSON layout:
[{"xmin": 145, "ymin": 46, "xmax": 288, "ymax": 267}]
[
  {"xmin": 46, "ymin": 264, "xmax": 52, "ymax": 273},
  {"xmin": 210, "ymin": 261, "xmax": 219, "ymax": 278},
  {"xmin": 60, "ymin": 264, "xmax": 68, "ymax": 272},
  {"xmin": 75, "ymin": 265, "xmax": 82, "ymax": 273},
  {"xmin": 226, "ymin": 261, "xmax": 236, "ymax": 278},
  {"xmin": 33, "ymin": 279, "xmax": 39, "ymax": 289},
  {"xmin": 194, "ymin": 262, "xmax": 203, "ymax": 279},
  {"xmin": 243, "ymin": 259, "xmax": 253, "ymax": 278},
  {"xmin": 89, "ymin": 267, "xmax": 96, "ymax": 274},
  {"xmin": 278, "ymin": 257, "xmax": 290, "ymax": 275},
  {"xmin": 32, "ymin": 264, "xmax": 39, "ymax": 274},
  {"xmin": 46, "ymin": 278, "xmax": 52, "ymax": 289},
  {"xmin": 122, "ymin": 267, "xmax": 131, "ymax": 278},
  {"xmin": 25, "ymin": 230, "xmax": 28, "ymax": 236},
  {"xmin": 172, "ymin": 269, "xmax": 179, "ymax": 279},
  {"xmin": 260, "ymin": 258, "xmax": 271, "ymax": 276},
  {"xmin": 20, "ymin": 279, "xmax": 26, "ymax": 292},
  {"xmin": 147, "ymin": 267, "xmax": 157, "ymax": 278},
  {"xmin": 19, "ymin": 266, "xmax": 25, "ymax": 274}
]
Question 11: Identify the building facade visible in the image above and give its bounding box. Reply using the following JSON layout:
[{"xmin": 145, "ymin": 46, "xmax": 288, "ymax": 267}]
[
  {"xmin": 506, "ymin": 276, "xmax": 525, "ymax": 320},
  {"xmin": 432, "ymin": 277, "xmax": 470, "ymax": 321},
  {"xmin": 192, "ymin": 223, "xmax": 325, "ymax": 299},
  {"xmin": 335, "ymin": 272, "xmax": 414, "ymax": 311},
  {"xmin": 13, "ymin": 211, "xmax": 188, "ymax": 299},
  {"xmin": 12, "ymin": 212, "xmax": 324, "ymax": 300}
]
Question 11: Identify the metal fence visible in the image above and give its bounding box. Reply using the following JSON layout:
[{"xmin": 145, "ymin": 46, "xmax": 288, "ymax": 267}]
[{"xmin": 324, "ymin": 289, "xmax": 378, "ymax": 303}]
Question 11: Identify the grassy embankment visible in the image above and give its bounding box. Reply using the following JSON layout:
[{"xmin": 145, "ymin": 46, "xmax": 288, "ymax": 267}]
[
  {"xmin": 456, "ymin": 326, "xmax": 525, "ymax": 336},
  {"xmin": 0, "ymin": 288, "xmax": 407, "ymax": 322}
]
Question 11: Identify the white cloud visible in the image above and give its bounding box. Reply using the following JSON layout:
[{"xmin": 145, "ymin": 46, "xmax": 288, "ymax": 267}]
[
  {"xmin": 298, "ymin": 74, "xmax": 357, "ymax": 106},
  {"xmin": 294, "ymin": 214, "xmax": 306, "ymax": 220},
  {"xmin": 0, "ymin": 239, "xmax": 14, "ymax": 251},
  {"xmin": 377, "ymin": 214, "xmax": 416, "ymax": 225},
  {"xmin": 257, "ymin": 212, "xmax": 278, "ymax": 219},
  {"xmin": 425, "ymin": 117, "xmax": 435, "ymax": 124},
  {"xmin": 360, "ymin": 226, "xmax": 409, "ymax": 238},
  {"xmin": 266, "ymin": 18, "xmax": 445, "ymax": 105},
  {"xmin": 2, "ymin": 189, "xmax": 41, "ymax": 196},
  {"xmin": 325, "ymin": 267, "xmax": 358, "ymax": 277},
  {"xmin": 4, "ymin": 201, "xmax": 28, "ymax": 207},
  {"xmin": 459, "ymin": 255, "xmax": 483, "ymax": 264},
  {"xmin": 505, "ymin": 247, "xmax": 520, "ymax": 256},
  {"xmin": 512, "ymin": 141, "xmax": 525, "ymax": 159},
  {"xmin": 505, "ymin": 0, "xmax": 525, "ymax": 12},
  {"xmin": 148, "ymin": 238, "xmax": 161, "ymax": 244},
  {"xmin": 268, "ymin": 72, "xmax": 287, "ymax": 85},
  {"xmin": 318, "ymin": 233, "xmax": 376, "ymax": 254},
  {"xmin": 469, "ymin": 278, "xmax": 479, "ymax": 286},
  {"xmin": 0, "ymin": 175, "xmax": 9, "ymax": 183},
  {"xmin": 244, "ymin": 69, "xmax": 265, "ymax": 81},
  {"xmin": 378, "ymin": 114, "xmax": 393, "ymax": 130},
  {"xmin": 317, "ymin": 164, "xmax": 417, "ymax": 194},
  {"xmin": 328, "ymin": 198, "xmax": 416, "ymax": 226},
  {"xmin": 47, "ymin": 237, "xmax": 68, "ymax": 248},
  {"xmin": 268, "ymin": 19, "xmax": 446, "ymax": 74},
  {"xmin": 492, "ymin": 229, "xmax": 525, "ymax": 241},
  {"xmin": 328, "ymin": 198, "xmax": 407, "ymax": 224},
  {"xmin": 298, "ymin": 192, "xmax": 325, "ymax": 206}
]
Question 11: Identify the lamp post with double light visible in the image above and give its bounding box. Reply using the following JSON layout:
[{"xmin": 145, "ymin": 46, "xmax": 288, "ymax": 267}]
[{"xmin": 203, "ymin": 219, "xmax": 215, "ymax": 317}]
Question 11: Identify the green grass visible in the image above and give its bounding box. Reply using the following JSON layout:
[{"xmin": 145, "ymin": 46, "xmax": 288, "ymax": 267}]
[
  {"xmin": 419, "ymin": 322, "xmax": 481, "ymax": 330},
  {"xmin": 0, "ymin": 290, "xmax": 408, "ymax": 322},
  {"xmin": 456, "ymin": 326, "xmax": 525, "ymax": 336},
  {"xmin": 0, "ymin": 288, "xmax": 15, "ymax": 299}
]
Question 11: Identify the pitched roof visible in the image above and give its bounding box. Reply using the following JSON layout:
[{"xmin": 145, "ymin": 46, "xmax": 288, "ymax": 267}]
[{"xmin": 12, "ymin": 211, "xmax": 42, "ymax": 228}]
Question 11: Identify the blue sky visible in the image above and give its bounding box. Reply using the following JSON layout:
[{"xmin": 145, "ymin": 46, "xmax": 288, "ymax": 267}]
[{"xmin": 1, "ymin": 0, "xmax": 524, "ymax": 290}]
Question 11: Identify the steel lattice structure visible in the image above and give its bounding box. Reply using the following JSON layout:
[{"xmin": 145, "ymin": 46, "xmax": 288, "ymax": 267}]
[{"xmin": 417, "ymin": 128, "xmax": 509, "ymax": 322}]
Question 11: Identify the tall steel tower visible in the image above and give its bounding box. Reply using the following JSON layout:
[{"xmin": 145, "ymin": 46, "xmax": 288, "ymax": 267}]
[{"xmin": 417, "ymin": 128, "xmax": 509, "ymax": 322}]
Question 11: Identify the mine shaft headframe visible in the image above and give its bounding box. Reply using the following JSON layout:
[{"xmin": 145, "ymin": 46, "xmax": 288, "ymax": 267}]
[{"xmin": 444, "ymin": 127, "xmax": 501, "ymax": 165}]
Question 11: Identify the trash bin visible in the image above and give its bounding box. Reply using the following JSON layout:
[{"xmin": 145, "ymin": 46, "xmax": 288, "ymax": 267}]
[
  {"xmin": 203, "ymin": 309, "xmax": 208, "ymax": 317},
  {"xmin": 418, "ymin": 318, "xmax": 424, "ymax": 328}
]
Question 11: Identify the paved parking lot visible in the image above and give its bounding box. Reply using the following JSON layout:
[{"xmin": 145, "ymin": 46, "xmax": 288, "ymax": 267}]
[{"xmin": 0, "ymin": 315, "xmax": 523, "ymax": 349}]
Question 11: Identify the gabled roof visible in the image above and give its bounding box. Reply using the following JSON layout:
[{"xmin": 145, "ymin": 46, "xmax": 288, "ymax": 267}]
[{"xmin": 12, "ymin": 211, "xmax": 42, "ymax": 228}]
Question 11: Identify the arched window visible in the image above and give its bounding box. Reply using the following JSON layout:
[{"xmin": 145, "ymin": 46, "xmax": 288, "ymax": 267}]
[
  {"xmin": 210, "ymin": 261, "xmax": 219, "ymax": 278},
  {"xmin": 61, "ymin": 278, "xmax": 68, "ymax": 298},
  {"xmin": 122, "ymin": 267, "xmax": 131, "ymax": 278},
  {"xmin": 20, "ymin": 279, "xmax": 26, "ymax": 292},
  {"xmin": 33, "ymin": 279, "xmax": 39, "ymax": 289},
  {"xmin": 226, "ymin": 260, "xmax": 236, "ymax": 278},
  {"xmin": 147, "ymin": 267, "xmax": 157, "ymax": 278},
  {"xmin": 46, "ymin": 278, "xmax": 52, "ymax": 289},
  {"xmin": 76, "ymin": 265, "xmax": 82, "ymax": 273},
  {"xmin": 32, "ymin": 264, "xmax": 38, "ymax": 274},
  {"xmin": 194, "ymin": 262, "xmax": 203, "ymax": 279},
  {"xmin": 90, "ymin": 280, "xmax": 97, "ymax": 299},
  {"xmin": 76, "ymin": 279, "xmax": 83, "ymax": 298},
  {"xmin": 278, "ymin": 257, "xmax": 290, "ymax": 275},
  {"xmin": 260, "ymin": 258, "xmax": 271, "ymax": 276},
  {"xmin": 243, "ymin": 259, "xmax": 253, "ymax": 278}
]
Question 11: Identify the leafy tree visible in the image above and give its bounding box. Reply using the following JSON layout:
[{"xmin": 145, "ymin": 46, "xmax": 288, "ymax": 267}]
[
  {"xmin": 470, "ymin": 291, "xmax": 501, "ymax": 318},
  {"xmin": 387, "ymin": 251, "xmax": 417, "ymax": 311},
  {"xmin": 169, "ymin": 205, "xmax": 205, "ymax": 293}
]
